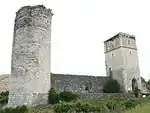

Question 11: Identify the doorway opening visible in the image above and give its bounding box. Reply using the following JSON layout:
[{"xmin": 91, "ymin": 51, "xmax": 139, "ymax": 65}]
[{"xmin": 132, "ymin": 78, "xmax": 138, "ymax": 92}]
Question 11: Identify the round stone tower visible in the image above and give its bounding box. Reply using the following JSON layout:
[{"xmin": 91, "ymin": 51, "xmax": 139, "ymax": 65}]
[{"xmin": 8, "ymin": 5, "xmax": 53, "ymax": 107}]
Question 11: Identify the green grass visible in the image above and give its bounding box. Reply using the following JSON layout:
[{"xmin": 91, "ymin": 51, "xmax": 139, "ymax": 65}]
[{"xmin": 124, "ymin": 102, "xmax": 150, "ymax": 113}]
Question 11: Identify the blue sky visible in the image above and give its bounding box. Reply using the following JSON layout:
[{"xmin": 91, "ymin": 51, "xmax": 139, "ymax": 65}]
[{"xmin": 0, "ymin": 0, "xmax": 150, "ymax": 81}]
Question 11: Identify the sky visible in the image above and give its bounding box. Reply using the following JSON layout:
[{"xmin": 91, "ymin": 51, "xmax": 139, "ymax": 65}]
[{"xmin": 0, "ymin": 0, "xmax": 150, "ymax": 81}]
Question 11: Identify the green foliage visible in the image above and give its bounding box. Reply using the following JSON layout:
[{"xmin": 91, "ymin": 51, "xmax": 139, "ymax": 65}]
[
  {"xmin": 123, "ymin": 99, "xmax": 137, "ymax": 109},
  {"xmin": 59, "ymin": 91, "xmax": 79, "ymax": 102},
  {"xmin": 0, "ymin": 105, "xmax": 28, "ymax": 113},
  {"xmin": 48, "ymin": 88, "xmax": 79, "ymax": 104},
  {"xmin": 48, "ymin": 88, "xmax": 59, "ymax": 104},
  {"xmin": 54, "ymin": 102, "xmax": 103, "ymax": 113},
  {"xmin": 124, "ymin": 102, "xmax": 150, "ymax": 113},
  {"xmin": 0, "ymin": 91, "xmax": 9, "ymax": 105},
  {"xmin": 103, "ymin": 79, "xmax": 121, "ymax": 93},
  {"xmin": 53, "ymin": 97, "xmax": 150, "ymax": 113}
]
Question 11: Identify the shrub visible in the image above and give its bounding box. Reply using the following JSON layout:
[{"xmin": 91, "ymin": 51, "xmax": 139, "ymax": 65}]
[
  {"xmin": 103, "ymin": 79, "xmax": 121, "ymax": 93},
  {"xmin": 0, "ymin": 91, "xmax": 9, "ymax": 105},
  {"xmin": 59, "ymin": 91, "xmax": 79, "ymax": 102},
  {"xmin": 48, "ymin": 88, "xmax": 59, "ymax": 104},
  {"xmin": 54, "ymin": 103, "xmax": 73, "ymax": 113},
  {"xmin": 123, "ymin": 99, "xmax": 137, "ymax": 109},
  {"xmin": 54, "ymin": 101, "xmax": 121, "ymax": 113},
  {"xmin": 0, "ymin": 105, "xmax": 28, "ymax": 113},
  {"xmin": 48, "ymin": 88, "xmax": 80, "ymax": 104}
]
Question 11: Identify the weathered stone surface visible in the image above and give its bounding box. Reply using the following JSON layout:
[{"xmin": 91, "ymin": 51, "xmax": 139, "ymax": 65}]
[
  {"xmin": 0, "ymin": 74, "xmax": 9, "ymax": 92},
  {"xmin": 0, "ymin": 74, "xmax": 147, "ymax": 99},
  {"xmin": 51, "ymin": 73, "xmax": 108, "ymax": 93},
  {"xmin": 8, "ymin": 5, "xmax": 53, "ymax": 107},
  {"xmin": 104, "ymin": 32, "xmax": 142, "ymax": 92},
  {"xmin": 0, "ymin": 74, "xmax": 108, "ymax": 93}
]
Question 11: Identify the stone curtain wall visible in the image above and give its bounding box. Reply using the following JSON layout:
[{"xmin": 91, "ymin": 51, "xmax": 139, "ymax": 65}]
[
  {"xmin": 0, "ymin": 74, "xmax": 148, "ymax": 98},
  {"xmin": 0, "ymin": 74, "xmax": 108, "ymax": 94},
  {"xmin": 79, "ymin": 93, "xmax": 134, "ymax": 100},
  {"xmin": 51, "ymin": 74, "xmax": 108, "ymax": 93},
  {"xmin": 8, "ymin": 5, "xmax": 53, "ymax": 107}
]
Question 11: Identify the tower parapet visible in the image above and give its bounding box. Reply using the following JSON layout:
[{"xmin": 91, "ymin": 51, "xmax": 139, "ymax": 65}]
[{"xmin": 14, "ymin": 5, "xmax": 53, "ymax": 31}]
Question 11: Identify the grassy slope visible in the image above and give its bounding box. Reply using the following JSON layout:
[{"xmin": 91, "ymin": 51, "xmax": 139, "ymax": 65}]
[
  {"xmin": 28, "ymin": 104, "xmax": 54, "ymax": 113},
  {"xmin": 124, "ymin": 102, "xmax": 150, "ymax": 113}
]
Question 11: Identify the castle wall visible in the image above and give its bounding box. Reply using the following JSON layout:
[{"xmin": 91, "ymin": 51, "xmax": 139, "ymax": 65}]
[
  {"xmin": 0, "ymin": 74, "xmax": 108, "ymax": 94},
  {"xmin": 0, "ymin": 74, "xmax": 147, "ymax": 97},
  {"xmin": 51, "ymin": 74, "xmax": 108, "ymax": 93},
  {"xmin": 8, "ymin": 5, "xmax": 53, "ymax": 107}
]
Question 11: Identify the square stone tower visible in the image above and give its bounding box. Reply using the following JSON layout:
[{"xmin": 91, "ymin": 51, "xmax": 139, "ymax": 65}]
[{"xmin": 104, "ymin": 32, "xmax": 141, "ymax": 92}]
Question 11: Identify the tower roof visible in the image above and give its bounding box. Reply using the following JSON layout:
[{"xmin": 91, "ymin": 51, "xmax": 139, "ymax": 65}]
[{"xmin": 104, "ymin": 32, "xmax": 135, "ymax": 43}]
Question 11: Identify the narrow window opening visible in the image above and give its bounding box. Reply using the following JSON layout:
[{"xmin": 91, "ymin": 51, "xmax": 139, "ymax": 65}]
[
  {"xmin": 109, "ymin": 68, "xmax": 113, "ymax": 77},
  {"xmin": 128, "ymin": 40, "xmax": 130, "ymax": 44},
  {"xmin": 130, "ymin": 51, "xmax": 132, "ymax": 55}
]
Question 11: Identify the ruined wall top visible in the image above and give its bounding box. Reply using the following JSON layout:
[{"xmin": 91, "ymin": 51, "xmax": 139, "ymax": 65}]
[
  {"xmin": 15, "ymin": 5, "xmax": 53, "ymax": 19},
  {"xmin": 14, "ymin": 5, "xmax": 53, "ymax": 31},
  {"xmin": 104, "ymin": 32, "xmax": 135, "ymax": 43}
]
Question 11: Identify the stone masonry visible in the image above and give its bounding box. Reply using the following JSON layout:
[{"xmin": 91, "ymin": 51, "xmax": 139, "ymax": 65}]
[
  {"xmin": 8, "ymin": 5, "xmax": 53, "ymax": 107},
  {"xmin": 1, "ymin": 4, "xmax": 147, "ymax": 107},
  {"xmin": 0, "ymin": 73, "xmax": 147, "ymax": 96},
  {"xmin": 104, "ymin": 32, "xmax": 142, "ymax": 92}
]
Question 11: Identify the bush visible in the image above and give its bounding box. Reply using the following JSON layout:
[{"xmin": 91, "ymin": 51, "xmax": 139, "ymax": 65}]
[
  {"xmin": 48, "ymin": 88, "xmax": 80, "ymax": 104},
  {"xmin": 54, "ymin": 101, "xmax": 121, "ymax": 113},
  {"xmin": 54, "ymin": 97, "xmax": 150, "ymax": 113},
  {"xmin": 123, "ymin": 99, "xmax": 137, "ymax": 109},
  {"xmin": 48, "ymin": 88, "xmax": 59, "ymax": 104},
  {"xmin": 59, "ymin": 91, "xmax": 79, "ymax": 102},
  {"xmin": 0, "ymin": 105, "xmax": 28, "ymax": 113},
  {"xmin": 0, "ymin": 91, "xmax": 9, "ymax": 105},
  {"xmin": 103, "ymin": 79, "xmax": 121, "ymax": 93}
]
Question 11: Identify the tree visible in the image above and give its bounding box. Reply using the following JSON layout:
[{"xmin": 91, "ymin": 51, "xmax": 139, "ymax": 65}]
[{"xmin": 103, "ymin": 78, "xmax": 121, "ymax": 93}]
